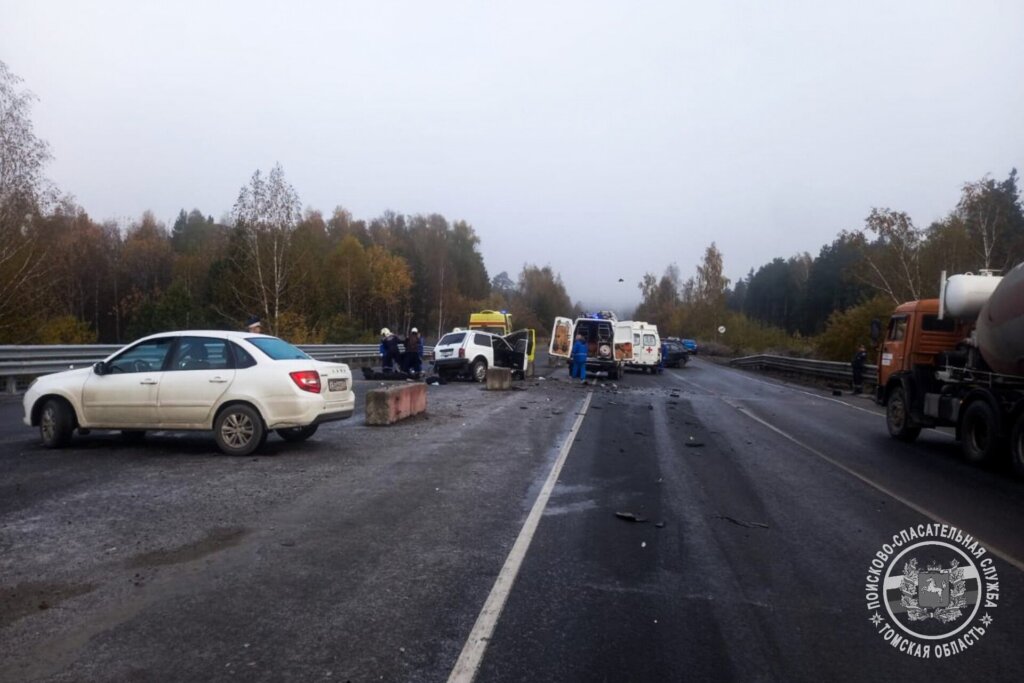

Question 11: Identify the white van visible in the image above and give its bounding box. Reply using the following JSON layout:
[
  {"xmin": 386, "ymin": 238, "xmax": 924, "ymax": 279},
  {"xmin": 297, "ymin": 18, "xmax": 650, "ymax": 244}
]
[
  {"xmin": 624, "ymin": 322, "xmax": 661, "ymax": 373},
  {"xmin": 549, "ymin": 313, "xmax": 633, "ymax": 380}
]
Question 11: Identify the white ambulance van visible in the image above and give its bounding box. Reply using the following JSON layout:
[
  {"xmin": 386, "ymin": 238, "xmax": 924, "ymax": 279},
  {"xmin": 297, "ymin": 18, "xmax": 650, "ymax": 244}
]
[
  {"xmin": 549, "ymin": 312, "xmax": 633, "ymax": 380},
  {"xmin": 624, "ymin": 321, "xmax": 661, "ymax": 373}
]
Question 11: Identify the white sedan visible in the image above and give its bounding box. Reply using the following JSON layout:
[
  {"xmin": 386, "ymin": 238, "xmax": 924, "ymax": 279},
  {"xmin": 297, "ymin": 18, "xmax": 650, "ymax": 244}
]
[{"xmin": 22, "ymin": 331, "xmax": 355, "ymax": 455}]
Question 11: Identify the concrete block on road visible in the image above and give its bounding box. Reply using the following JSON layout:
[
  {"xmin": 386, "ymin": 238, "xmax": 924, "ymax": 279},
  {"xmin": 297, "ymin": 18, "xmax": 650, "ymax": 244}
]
[
  {"xmin": 365, "ymin": 383, "xmax": 427, "ymax": 425},
  {"xmin": 486, "ymin": 367, "xmax": 512, "ymax": 390}
]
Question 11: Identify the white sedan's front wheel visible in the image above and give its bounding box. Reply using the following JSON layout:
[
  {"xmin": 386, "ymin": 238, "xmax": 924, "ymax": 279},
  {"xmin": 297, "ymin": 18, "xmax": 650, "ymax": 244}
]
[
  {"xmin": 40, "ymin": 399, "xmax": 75, "ymax": 448},
  {"xmin": 214, "ymin": 404, "xmax": 266, "ymax": 456}
]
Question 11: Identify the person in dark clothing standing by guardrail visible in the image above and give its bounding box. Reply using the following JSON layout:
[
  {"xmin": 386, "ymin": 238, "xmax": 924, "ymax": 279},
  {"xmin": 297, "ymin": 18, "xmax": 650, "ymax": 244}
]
[{"xmin": 851, "ymin": 344, "xmax": 867, "ymax": 395}]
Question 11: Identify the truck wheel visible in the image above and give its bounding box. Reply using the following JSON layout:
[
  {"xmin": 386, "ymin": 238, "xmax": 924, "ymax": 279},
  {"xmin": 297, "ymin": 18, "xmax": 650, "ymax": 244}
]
[
  {"xmin": 471, "ymin": 358, "xmax": 488, "ymax": 383},
  {"xmin": 886, "ymin": 387, "xmax": 920, "ymax": 442},
  {"xmin": 961, "ymin": 400, "xmax": 1001, "ymax": 464},
  {"xmin": 1010, "ymin": 414, "xmax": 1024, "ymax": 478},
  {"xmin": 39, "ymin": 398, "xmax": 75, "ymax": 448},
  {"xmin": 214, "ymin": 404, "xmax": 266, "ymax": 456}
]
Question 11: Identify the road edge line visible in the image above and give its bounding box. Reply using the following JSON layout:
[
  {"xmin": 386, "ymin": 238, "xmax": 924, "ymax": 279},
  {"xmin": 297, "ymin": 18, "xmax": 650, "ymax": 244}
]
[
  {"xmin": 729, "ymin": 402, "xmax": 1024, "ymax": 573},
  {"xmin": 446, "ymin": 391, "xmax": 593, "ymax": 683}
]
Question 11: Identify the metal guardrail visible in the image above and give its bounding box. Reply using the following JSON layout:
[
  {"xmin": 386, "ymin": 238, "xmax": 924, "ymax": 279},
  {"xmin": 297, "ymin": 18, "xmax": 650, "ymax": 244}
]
[
  {"xmin": 0, "ymin": 343, "xmax": 434, "ymax": 394},
  {"xmin": 730, "ymin": 354, "xmax": 878, "ymax": 384}
]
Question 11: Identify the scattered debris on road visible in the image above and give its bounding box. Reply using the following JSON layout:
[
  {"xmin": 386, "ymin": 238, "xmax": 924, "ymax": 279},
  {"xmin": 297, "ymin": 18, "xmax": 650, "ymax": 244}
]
[
  {"xmin": 615, "ymin": 512, "xmax": 649, "ymax": 523},
  {"xmin": 715, "ymin": 515, "xmax": 769, "ymax": 529}
]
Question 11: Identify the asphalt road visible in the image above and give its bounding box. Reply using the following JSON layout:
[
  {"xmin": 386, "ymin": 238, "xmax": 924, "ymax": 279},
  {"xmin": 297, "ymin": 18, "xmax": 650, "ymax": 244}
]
[{"xmin": 1, "ymin": 359, "xmax": 1022, "ymax": 682}]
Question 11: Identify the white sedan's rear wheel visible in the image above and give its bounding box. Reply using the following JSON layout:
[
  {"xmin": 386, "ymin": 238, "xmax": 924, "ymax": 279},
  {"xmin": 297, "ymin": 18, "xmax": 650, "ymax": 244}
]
[{"xmin": 215, "ymin": 404, "xmax": 266, "ymax": 456}]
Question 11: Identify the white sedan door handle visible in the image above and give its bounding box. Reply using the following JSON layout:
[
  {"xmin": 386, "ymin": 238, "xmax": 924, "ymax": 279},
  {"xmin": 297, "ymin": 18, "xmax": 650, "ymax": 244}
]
[
  {"xmin": 209, "ymin": 376, "xmax": 229, "ymax": 383},
  {"xmin": 139, "ymin": 378, "xmax": 158, "ymax": 385}
]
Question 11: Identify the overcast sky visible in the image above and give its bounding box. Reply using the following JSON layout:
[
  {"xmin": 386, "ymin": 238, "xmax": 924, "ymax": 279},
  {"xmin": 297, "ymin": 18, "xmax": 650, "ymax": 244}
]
[{"xmin": 3, "ymin": 1, "xmax": 1022, "ymax": 311}]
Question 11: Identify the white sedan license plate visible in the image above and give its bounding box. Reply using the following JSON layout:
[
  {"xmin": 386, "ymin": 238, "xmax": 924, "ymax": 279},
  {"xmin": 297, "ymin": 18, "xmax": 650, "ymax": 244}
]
[{"xmin": 328, "ymin": 378, "xmax": 347, "ymax": 391}]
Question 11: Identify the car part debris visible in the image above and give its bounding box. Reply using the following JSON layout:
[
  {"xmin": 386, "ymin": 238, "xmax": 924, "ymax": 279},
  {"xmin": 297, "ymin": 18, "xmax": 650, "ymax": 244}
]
[
  {"xmin": 715, "ymin": 515, "xmax": 769, "ymax": 529},
  {"xmin": 615, "ymin": 512, "xmax": 649, "ymax": 523}
]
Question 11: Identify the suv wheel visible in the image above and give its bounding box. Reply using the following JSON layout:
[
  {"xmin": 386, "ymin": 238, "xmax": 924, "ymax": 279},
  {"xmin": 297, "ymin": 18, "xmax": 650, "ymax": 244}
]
[{"xmin": 471, "ymin": 358, "xmax": 488, "ymax": 383}]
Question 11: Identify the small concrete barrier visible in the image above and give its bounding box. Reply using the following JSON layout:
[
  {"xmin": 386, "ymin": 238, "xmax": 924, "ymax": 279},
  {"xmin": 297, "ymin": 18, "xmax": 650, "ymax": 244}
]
[
  {"xmin": 486, "ymin": 367, "xmax": 512, "ymax": 390},
  {"xmin": 365, "ymin": 383, "xmax": 427, "ymax": 425}
]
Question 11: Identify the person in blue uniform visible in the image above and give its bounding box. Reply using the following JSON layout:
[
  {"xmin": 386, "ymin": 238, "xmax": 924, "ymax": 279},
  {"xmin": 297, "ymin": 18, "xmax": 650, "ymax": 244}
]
[{"xmin": 571, "ymin": 333, "xmax": 588, "ymax": 383}]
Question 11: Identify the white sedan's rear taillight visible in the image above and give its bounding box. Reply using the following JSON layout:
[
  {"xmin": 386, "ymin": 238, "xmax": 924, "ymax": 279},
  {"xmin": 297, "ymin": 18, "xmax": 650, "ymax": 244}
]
[{"xmin": 289, "ymin": 370, "xmax": 322, "ymax": 393}]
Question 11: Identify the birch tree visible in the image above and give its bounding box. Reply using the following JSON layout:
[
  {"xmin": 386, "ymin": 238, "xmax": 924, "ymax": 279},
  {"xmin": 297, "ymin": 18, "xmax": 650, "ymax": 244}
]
[
  {"xmin": 956, "ymin": 170, "xmax": 1023, "ymax": 272},
  {"xmin": 851, "ymin": 208, "xmax": 924, "ymax": 304},
  {"xmin": 0, "ymin": 60, "xmax": 53, "ymax": 337},
  {"xmin": 229, "ymin": 164, "xmax": 301, "ymax": 331}
]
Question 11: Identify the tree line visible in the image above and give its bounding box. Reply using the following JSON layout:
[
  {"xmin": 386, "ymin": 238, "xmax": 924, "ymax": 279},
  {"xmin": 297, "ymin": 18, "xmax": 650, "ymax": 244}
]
[
  {"xmin": 636, "ymin": 169, "xmax": 1024, "ymax": 360},
  {"xmin": 0, "ymin": 60, "xmax": 572, "ymax": 344}
]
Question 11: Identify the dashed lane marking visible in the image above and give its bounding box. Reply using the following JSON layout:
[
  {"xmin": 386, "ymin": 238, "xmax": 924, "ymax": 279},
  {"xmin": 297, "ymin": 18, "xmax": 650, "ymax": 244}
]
[{"xmin": 446, "ymin": 391, "xmax": 593, "ymax": 683}]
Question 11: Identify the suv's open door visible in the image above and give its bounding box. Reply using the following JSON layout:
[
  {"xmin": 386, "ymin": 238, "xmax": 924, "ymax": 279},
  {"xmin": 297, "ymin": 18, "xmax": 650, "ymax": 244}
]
[
  {"xmin": 500, "ymin": 329, "xmax": 532, "ymax": 374},
  {"xmin": 549, "ymin": 317, "xmax": 573, "ymax": 359}
]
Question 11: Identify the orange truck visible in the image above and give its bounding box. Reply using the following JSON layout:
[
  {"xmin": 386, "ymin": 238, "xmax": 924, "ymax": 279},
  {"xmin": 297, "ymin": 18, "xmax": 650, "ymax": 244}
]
[{"xmin": 876, "ymin": 263, "xmax": 1024, "ymax": 476}]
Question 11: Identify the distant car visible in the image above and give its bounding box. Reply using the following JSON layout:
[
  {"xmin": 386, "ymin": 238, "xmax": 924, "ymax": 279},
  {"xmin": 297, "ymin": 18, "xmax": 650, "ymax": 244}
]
[
  {"xmin": 432, "ymin": 329, "xmax": 530, "ymax": 382},
  {"xmin": 681, "ymin": 339, "xmax": 698, "ymax": 355},
  {"xmin": 22, "ymin": 331, "xmax": 355, "ymax": 456},
  {"xmin": 661, "ymin": 339, "xmax": 689, "ymax": 368}
]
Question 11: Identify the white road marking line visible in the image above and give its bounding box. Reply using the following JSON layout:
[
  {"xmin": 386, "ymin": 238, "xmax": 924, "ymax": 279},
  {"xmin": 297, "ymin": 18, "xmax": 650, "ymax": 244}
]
[
  {"xmin": 669, "ymin": 374, "xmax": 719, "ymax": 395},
  {"xmin": 673, "ymin": 368, "xmax": 956, "ymax": 439},
  {"xmin": 724, "ymin": 399, "xmax": 1024, "ymax": 574},
  {"xmin": 446, "ymin": 391, "xmax": 593, "ymax": 683}
]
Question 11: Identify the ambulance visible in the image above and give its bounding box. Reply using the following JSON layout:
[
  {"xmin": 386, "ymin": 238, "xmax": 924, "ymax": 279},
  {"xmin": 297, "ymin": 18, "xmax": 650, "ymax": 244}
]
[
  {"xmin": 624, "ymin": 321, "xmax": 661, "ymax": 373},
  {"xmin": 549, "ymin": 312, "xmax": 633, "ymax": 380}
]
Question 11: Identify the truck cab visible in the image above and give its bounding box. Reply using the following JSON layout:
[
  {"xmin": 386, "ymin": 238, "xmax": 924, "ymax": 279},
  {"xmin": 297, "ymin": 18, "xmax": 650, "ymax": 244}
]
[{"xmin": 877, "ymin": 299, "xmax": 966, "ymax": 395}]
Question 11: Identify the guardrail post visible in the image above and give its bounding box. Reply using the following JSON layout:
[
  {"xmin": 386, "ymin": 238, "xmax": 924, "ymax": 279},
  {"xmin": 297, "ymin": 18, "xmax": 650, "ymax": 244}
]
[{"xmin": 6, "ymin": 376, "xmax": 17, "ymax": 394}]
